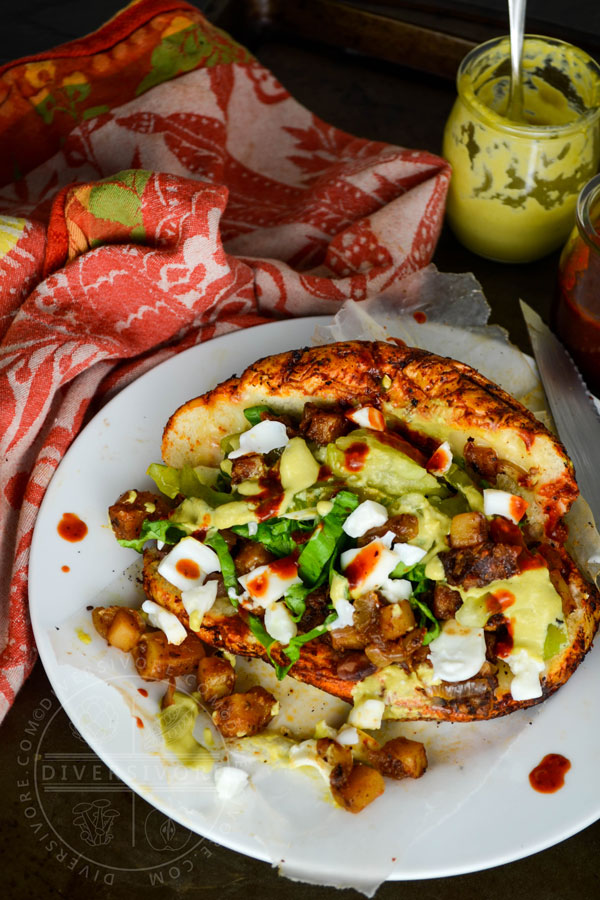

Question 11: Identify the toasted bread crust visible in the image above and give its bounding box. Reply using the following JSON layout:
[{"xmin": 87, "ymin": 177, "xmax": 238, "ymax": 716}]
[{"xmin": 162, "ymin": 341, "xmax": 576, "ymax": 538}]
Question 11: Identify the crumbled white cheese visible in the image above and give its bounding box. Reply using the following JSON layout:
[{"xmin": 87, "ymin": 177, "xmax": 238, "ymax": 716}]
[
  {"xmin": 340, "ymin": 540, "xmax": 400, "ymax": 595},
  {"xmin": 238, "ymin": 560, "xmax": 301, "ymax": 608},
  {"xmin": 181, "ymin": 581, "xmax": 218, "ymax": 631},
  {"xmin": 288, "ymin": 739, "xmax": 332, "ymax": 781},
  {"xmin": 379, "ymin": 577, "xmax": 412, "ymax": 603},
  {"xmin": 427, "ymin": 440, "xmax": 453, "ymax": 475},
  {"xmin": 336, "ymin": 726, "xmax": 359, "ymax": 746},
  {"xmin": 327, "ymin": 595, "xmax": 355, "ymax": 630},
  {"xmin": 483, "ymin": 488, "xmax": 528, "ymax": 524},
  {"xmin": 506, "ymin": 648, "xmax": 544, "ymax": 700},
  {"xmin": 392, "ymin": 542, "xmax": 427, "ymax": 568},
  {"xmin": 345, "ymin": 406, "xmax": 385, "ymax": 431}
]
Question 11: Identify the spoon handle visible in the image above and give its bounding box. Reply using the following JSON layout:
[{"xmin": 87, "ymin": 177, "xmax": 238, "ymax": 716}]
[{"xmin": 508, "ymin": 0, "xmax": 526, "ymax": 121}]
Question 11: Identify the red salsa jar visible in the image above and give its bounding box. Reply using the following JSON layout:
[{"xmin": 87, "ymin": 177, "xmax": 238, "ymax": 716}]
[{"xmin": 553, "ymin": 174, "xmax": 600, "ymax": 395}]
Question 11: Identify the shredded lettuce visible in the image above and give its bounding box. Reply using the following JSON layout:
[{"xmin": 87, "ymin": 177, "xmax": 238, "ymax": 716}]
[
  {"xmin": 117, "ymin": 519, "xmax": 186, "ymax": 553},
  {"xmin": 243, "ymin": 405, "xmax": 273, "ymax": 426},
  {"xmin": 297, "ymin": 490, "xmax": 359, "ymax": 586},
  {"xmin": 203, "ymin": 529, "xmax": 240, "ymax": 607},
  {"xmin": 148, "ymin": 463, "xmax": 232, "ymax": 507},
  {"xmin": 232, "ymin": 517, "xmax": 313, "ymax": 558},
  {"xmin": 248, "ymin": 612, "xmax": 338, "ymax": 680},
  {"xmin": 405, "ymin": 562, "xmax": 440, "ymax": 644}
]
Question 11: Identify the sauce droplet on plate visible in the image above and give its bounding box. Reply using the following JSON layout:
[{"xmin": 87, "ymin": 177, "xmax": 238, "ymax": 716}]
[
  {"xmin": 137, "ymin": 688, "xmax": 148, "ymax": 698},
  {"xmin": 61, "ymin": 565, "xmax": 70, "ymax": 573},
  {"xmin": 58, "ymin": 513, "xmax": 88, "ymax": 542},
  {"xmin": 413, "ymin": 311, "xmax": 427, "ymax": 324},
  {"xmin": 135, "ymin": 716, "xmax": 144, "ymax": 729},
  {"xmin": 529, "ymin": 753, "xmax": 571, "ymax": 793}
]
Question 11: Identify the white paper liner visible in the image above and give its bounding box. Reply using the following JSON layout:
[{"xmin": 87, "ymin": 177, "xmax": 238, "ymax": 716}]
[{"xmin": 45, "ymin": 266, "xmax": 600, "ymax": 894}]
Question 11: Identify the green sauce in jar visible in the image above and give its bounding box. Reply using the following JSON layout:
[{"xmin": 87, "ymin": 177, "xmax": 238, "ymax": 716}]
[{"xmin": 443, "ymin": 36, "xmax": 600, "ymax": 263}]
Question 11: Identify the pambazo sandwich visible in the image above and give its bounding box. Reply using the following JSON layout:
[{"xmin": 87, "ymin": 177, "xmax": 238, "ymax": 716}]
[{"xmin": 101, "ymin": 340, "xmax": 600, "ymax": 729}]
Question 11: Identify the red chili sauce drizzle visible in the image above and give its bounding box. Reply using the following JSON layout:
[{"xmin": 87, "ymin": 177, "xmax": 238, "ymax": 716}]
[
  {"xmin": 426, "ymin": 445, "xmax": 450, "ymax": 474},
  {"xmin": 176, "ymin": 558, "xmax": 200, "ymax": 580},
  {"xmin": 518, "ymin": 551, "xmax": 547, "ymax": 573},
  {"xmin": 375, "ymin": 430, "xmax": 428, "ymax": 466},
  {"xmin": 269, "ymin": 556, "xmax": 299, "ymax": 579},
  {"xmin": 135, "ymin": 717, "xmax": 144, "ymax": 729},
  {"xmin": 413, "ymin": 311, "xmax": 427, "ymax": 324},
  {"xmin": 137, "ymin": 688, "xmax": 148, "ymax": 698},
  {"xmin": 529, "ymin": 754, "xmax": 571, "ymax": 793},
  {"xmin": 253, "ymin": 471, "xmax": 284, "ymax": 521},
  {"xmin": 57, "ymin": 513, "xmax": 88, "ymax": 542},
  {"xmin": 345, "ymin": 543, "xmax": 381, "ymax": 591},
  {"xmin": 255, "ymin": 493, "xmax": 285, "ymax": 522},
  {"xmin": 344, "ymin": 442, "xmax": 369, "ymax": 472},
  {"xmin": 486, "ymin": 588, "xmax": 516, "ymax": 616},
  {"xmin": 191, "ymin": 528, "xmax": 208, "ymax": 543},
  {"xmin": 318, "ymin": 464, "xmax": 332, "ymax": 482},
  {"xmin": 490, "ymin": 517, "xmax": 524, "ymax": 546},
  {"xmin": 495, "ymin": 619, "xmax": 514, "ymax": 658}
]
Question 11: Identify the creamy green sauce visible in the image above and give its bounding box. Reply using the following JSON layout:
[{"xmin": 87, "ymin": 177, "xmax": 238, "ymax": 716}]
[
  {"xmin": 352, "ymin": 664, "xmax": 437, "ymax": 720},
  {"xmin": 456, "ymin": 567, "xmax": 563, "ymax": 662},
  {"xmin": 158, "ymin": 691, "xmax": 214, "ymax": 771}
]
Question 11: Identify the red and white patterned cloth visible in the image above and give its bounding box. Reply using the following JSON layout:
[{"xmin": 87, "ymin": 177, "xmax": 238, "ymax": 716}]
[{"xmin": 0, "ymin": 2, "xmax": 450, "ymax": 721}]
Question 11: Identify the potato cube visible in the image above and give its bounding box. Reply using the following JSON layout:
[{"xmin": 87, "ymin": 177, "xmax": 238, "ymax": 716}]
[
  {"xmin": 330, "ymin": 763, "xmax": 385, "ymax": 814},
  {"xmin": 378, "ymin": 601, "xmax": 415, "ymax": 640},
  {"xmin": 449, "ymin": 511, "xmax": 488, "ymax": 548},
  {"xmin": 106, "ymin": 608, "xmax": 146, "ymax": 652}
]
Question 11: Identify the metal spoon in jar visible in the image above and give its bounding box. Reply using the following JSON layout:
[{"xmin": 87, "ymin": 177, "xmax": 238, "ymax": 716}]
[{"xmin": 507, "ymin": 0, "xmax": 526, "ymax": 121}]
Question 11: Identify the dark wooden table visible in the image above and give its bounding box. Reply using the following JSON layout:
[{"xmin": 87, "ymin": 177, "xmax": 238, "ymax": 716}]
[{"xmin": 2, "ymin": 3, "xmax": 599, "ymax": 898}]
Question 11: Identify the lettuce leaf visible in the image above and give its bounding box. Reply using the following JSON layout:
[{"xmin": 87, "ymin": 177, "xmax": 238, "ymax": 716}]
[
  {"xmin": 231, "ymin": 517, "xmax": 313, "ymax": 558},
  {"xmin": 117, "ymin": 519, "xmax": 186, "ymax": 553},
  {"xmin": 203, "ymin": 529, "xmax": 240, "ymax": 607},
  {"xmin": 405, "ymin": 562, "xmax": 440, "ymax": 645},
  {"xmin": 147, "ymin": 463, "xmax": 233, "ymax": 507},
  {"xmin": 297, "ymin": 490, "xmax": 359, "ymax": 586},
  {"xmin": 243, "ymin": 405, "xmax": 273, "ymax": 426}
]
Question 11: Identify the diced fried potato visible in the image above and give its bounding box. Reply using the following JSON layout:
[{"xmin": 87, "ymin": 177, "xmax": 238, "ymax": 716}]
[
  {"xmin": 132, "ymin": 631, "xmax": 205, "ymax": 681},
  {"xmin": 212, "ymin": 686, "xmax": 278, "ymax": 738},
  {"xmin": 330, "ymin": 763, "xmax": 385, "ymax": 814},
  {"xmin": 347, "ymin": 727, "xmax": 381, "ymax": 764},
  {"xmin": 378, "ymin": 602, "xmax": 415, "ymax": 640},
  {"xmin": 197, "ymin": 656, "xmax": 236, "ymax": 705},
  {"xmin": 316, "ymin": 738, "xmax": 353, "ymax": 779},
  {"xmin": 368, "ymin": 736, "xmax": 427, "ymax": 780},
  {"xmin": 92, "ymin": 605, "xmax": 121, "ymax": 640},
  {"xmin": 106, "ymin": 608, "xmax": 146, "ymax": 652},
  {"xmin": 449, "ymin": 511, "xmax": 489, "ymax": 548},
  {"xmin": 329, "ymin": 625, "xmax": 367, "ymax": 651}
]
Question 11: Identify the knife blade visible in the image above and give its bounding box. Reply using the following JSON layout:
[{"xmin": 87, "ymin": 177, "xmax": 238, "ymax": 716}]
[{"xmin": 520, "ymin": 299, "xmax": 600, "ymax": 529}]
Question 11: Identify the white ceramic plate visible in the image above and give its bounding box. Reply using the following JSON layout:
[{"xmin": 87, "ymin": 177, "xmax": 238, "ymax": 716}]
[{"xmin": 29, "ymin": 317, "xmax": 600, "ymax": 888}]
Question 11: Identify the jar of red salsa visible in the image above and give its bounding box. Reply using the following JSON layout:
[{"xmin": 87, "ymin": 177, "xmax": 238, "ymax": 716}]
[{"xmin": 553, "ymin": 174, "xmax": 600, "ymax": 395}]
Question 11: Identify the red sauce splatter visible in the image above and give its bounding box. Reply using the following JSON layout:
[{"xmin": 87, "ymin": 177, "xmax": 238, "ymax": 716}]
[
  {"xmin": 509, "ymin": 495, "xmax": 529, "ymax": 522},
  {"xmin": 486, "ymin": 588, "xmax": 516, "ymax": 615},
  {"xmin": 57, "ymin": 513, "xmax": 88, "ymax": 542},
  {"xmin": 426, "ymin": 445, "xmax": 451, "ymax": 474},
  {"xmin": 255, "ymin": 492, "xmax": 285, "ymax": 522},
  {"xmin": 529, "ymin": 754, "xmax": 571, "ymax": 793},
  {"xmin": 61, "ymin": 565, "xmax": 70, "ymax": 573},
  {"xmin": 413, "ymin": 311, "xmax": 427, "ymax": 324},
  {"xmin": 495, "ymin": 619, "xmax": 514, "ymax": 658},
  {"xmin": 345, "ymin": 542, "xmax": 382, "ymax": 590},
  {"xmin": 344, "ymin": 442, "xmax": 369, "ymax": 472},
  {"xmin": 518, "ymin": 550, "xmax": 547, "ymax": 573},
  {"xmin": 176, "ymin": 558, "xmax": 200, "ymax": 580},
  {"xmin": 490, "ymin": 517, "xmax": 524, "ymax": 546},
  {"xmin": 347, "ymin": 407, "xmax": 385, "ymax": 431},
  {"xmin": 269, "ymin": 556, "xmax": 299, "ymax": 579},
  {"xmin": 135, "ymin": 716, "xmax": 144, "ymax": 729},
  {"xmin": 191, "ymin": 528, "xmax": 208, "ymax": 542},
  {"xmin": 137, "ymin": 688, "xmax": 148, "ymax": 697},
  {"xmin": 375, "ymin": 430, "xmax": 428, "ymax": 467},
  {"xmin": 318, "ymin": 464, "xmax": 332, "ymax": 482},
  {"xmin": 246, "ymin": 571, "xmax": 269, "ymax": 598}
]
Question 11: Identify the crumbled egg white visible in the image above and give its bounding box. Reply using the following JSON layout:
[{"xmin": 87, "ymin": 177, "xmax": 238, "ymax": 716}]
[
  {"xmin": 505, "ymin": 648, "xmax": 544, "ymax": 700},
  {"xmin": 141, "ymin": 600, "xmax": 187, "ymax": 645},
  {"xmin": 483, "ymin": 488, "xmax": 528, "ymax": 525},
  {"xmin": 238, "ymin": 560, "xmax": 301, "ymax": 608},
  {"xmin": 345, "ymin": 406, "xmax": 385, "ymax": 431},
  {"xmin": 379, "ymin": 577, "xmax": 412, "ymax": 603},
  {"xmin": 288, "ymin": 739, "xmax": 332, "ymax": 781},
  {"xmin": 327, "ymin": 595, "xmax": 355, "ymax": 630},
  {"xmin": 228, "ymin": 420, "xmax": 289, "ymax": 459},
  {"xmin": 336, "ymin": 726, "xmax": 359, "ymax": 746},
  {"xmin": 157, "ymin": 536, "xmax": 220, "ymax": 592},
  {"xmin": 247, "ymin": 521, "xmax": 258, "ymax": 536},
  {"xmin": 427, "ymin": 440, "xmax": 453, "ymax": 475},
  {"xmin": 348, "ymin": 699, "xmax": 385, "ymax": 730},
  {"xmin": 264, "ymin": 601, "xmax": 297, "ymax": 644},
  {"xmin": 340, "ymin": 540, "xmax": 400, "ymax": 595},
  {"xmin": 181, "ymin": 581, "xmax": 218, "ymax": 631},
  {"xmin": 342, "ymin": 499, "xmax": 388, "ymax": 538},
  {"xmin": 428, "ymin": 619, "xmax": 486, "ymax": 682},
  {"xmin": 392, "ymin": 542, "xmax": 427, "ymax": 568},
  {"xmin": 214, "ymin": 766, "xmax": 249, "ymax": 799}
]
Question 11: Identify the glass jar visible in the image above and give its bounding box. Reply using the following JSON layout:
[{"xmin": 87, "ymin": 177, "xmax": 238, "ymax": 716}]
[
  {"xmin": 442, "ymin": 36, "xmax": 600, "ymax": 263},
  {"xmin": 553, "ymin": 173, "xmax": 600, "ymax": 394}
]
